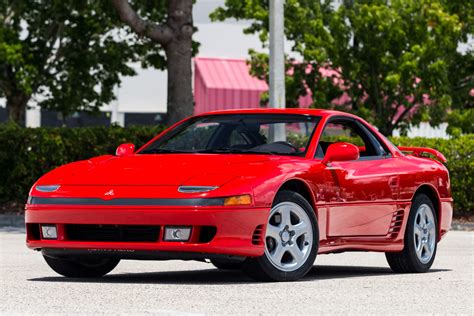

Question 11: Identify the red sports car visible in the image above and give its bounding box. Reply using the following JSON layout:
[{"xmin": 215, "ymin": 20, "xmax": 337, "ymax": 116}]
[{"xmin": 25, "ymin": 109, "xmax": 453, "ymax": 281}]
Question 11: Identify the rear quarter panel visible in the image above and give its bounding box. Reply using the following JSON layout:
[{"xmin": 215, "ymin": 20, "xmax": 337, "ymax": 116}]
[{"xmin": 395, "ymin": 155, "xmax": 452, "ymax": 238}]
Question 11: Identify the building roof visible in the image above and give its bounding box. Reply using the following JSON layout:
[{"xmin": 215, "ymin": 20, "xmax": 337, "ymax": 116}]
[{"xmin": 194, "ymin": 57, "xmax": 268, "ymax": 91}]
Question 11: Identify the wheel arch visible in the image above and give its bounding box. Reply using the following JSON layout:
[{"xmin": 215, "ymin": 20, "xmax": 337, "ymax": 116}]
[
  {"xmin": 275, "ymin": 179, "xmax": 318, "ymax": 219},
  {"xmin": 412, "ymin": 184, "xmax": 442, "ymax": 240}
]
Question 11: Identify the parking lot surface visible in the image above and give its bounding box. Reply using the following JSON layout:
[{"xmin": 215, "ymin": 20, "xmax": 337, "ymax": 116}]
[{"xmin": 1, "ymin": 229, "xmax": 473, "ymax": 315}]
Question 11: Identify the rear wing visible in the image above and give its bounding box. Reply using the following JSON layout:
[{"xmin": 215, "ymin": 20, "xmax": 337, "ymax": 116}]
[{"xmin": 398, "ymin": 146, "xmax": 447, "ymax": 163}]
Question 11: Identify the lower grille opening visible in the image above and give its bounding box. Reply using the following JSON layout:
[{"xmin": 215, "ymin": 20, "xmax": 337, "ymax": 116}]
[
  {"xmin": 65, "ymin": 224, "xmax": 160, "ymax": 242},
  {"xmin": 27, "ymin": 224, "xmax": 41, "ymax": 241},
  {"xmin": 198, "ymin": 226, "xmax": 217, "ymax": 243}
]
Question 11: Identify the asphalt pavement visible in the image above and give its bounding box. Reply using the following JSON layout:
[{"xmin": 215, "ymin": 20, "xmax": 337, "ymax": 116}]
[{"xmin": 1, "ymin": 228, "xmax": 473, "ymax": 315}]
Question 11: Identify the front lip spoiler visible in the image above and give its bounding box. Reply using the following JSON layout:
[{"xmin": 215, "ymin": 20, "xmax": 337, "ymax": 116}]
[
  {"xmin": 28, "ymin": 197, "xmax": 225, "ymax": 207},
  {"xmin": 42, "ymin": 248, "xmax": 247, "ymax": 262}
]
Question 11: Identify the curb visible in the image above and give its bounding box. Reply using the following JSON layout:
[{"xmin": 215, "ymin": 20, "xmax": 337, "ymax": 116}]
[{"xmin": 0, "ymin": 214, "xmax": 472, "ymax": 231}]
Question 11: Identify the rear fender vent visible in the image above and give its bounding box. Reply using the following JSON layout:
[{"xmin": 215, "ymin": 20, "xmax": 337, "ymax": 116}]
[
  {"xmin": 387, "ymin": 210, "xmax": 404, "ymax": 238},
  {"xmin": 252, "ymin": 225, "xmax": 264, "ymax": 245}
]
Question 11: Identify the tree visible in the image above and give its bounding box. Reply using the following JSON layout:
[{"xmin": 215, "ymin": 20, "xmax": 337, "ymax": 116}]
[
  {"xmin": 111, "ymin": 0, "xmax": 195, "ymax": 124},
  {"xmin": 443, "ymin": 1, "xmax": 474, "ymax": 136},
  {"xmin": 0, "ymin": 0, "xmax": 169, "ymax": 125},
  {"xmin": 212, "ymin": 0, "xmax": 469, "ymax": 136}
]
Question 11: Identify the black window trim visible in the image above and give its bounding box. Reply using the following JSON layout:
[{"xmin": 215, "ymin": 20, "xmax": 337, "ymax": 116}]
[{"xmin": 315, "ymin": 115, "xmax": 392, "ymax": 161}]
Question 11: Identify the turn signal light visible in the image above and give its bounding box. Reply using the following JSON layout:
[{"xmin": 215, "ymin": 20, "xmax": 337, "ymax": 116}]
[{"xmin": 223, "ymin": 194, "xmax": 252, "ymax": 206}]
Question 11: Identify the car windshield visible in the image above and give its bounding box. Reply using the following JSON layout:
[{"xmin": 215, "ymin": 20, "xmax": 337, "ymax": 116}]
[{"xmin": 139, "ymin": 114, "xmax": 321, "ymax": 156}]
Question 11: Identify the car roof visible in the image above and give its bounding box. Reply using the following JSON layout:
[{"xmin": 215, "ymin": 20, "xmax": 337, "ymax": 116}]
[{"xmin": 195, "ymin": 108, "xmax": 356, "ymax": 118}]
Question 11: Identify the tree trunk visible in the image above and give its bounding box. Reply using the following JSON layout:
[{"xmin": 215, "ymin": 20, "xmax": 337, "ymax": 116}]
[
  {"xmin": 165, "ymin": 39, "xmax": 194, "ymax": 124},
  {"xmin": 164, "ymin": 0, "xmax": 194, "ymax": 124},
  {"xmin": 6, "ymin": 93, "xmax": 29, "ymax": 126},
  {"xmin": 379, "ymin": 125, "xmax": 394, "ymax": 137}
]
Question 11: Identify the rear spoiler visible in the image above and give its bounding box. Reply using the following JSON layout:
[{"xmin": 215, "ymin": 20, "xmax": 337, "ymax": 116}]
[{"xmin": 398, "ymin": 147, "xmax": 447, "ymax": 163}]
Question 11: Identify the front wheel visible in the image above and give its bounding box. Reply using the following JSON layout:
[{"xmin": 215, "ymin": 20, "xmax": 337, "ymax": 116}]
[
  {"xmin": 385, "ymin": 193, "xmax": 438, "ymax": 273},
  {"xmin": 43, "ymin": 255, "xmax": 120, "ymax": 278},
  {"xmin": 243, "ymin": 190, "xmax": 319, "ymax": 281}
]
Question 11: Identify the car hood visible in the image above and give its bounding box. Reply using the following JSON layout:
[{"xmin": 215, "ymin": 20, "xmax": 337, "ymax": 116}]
[{"xmin": 42, "ymin": 154, "xmax": 275, "ymax": 186}]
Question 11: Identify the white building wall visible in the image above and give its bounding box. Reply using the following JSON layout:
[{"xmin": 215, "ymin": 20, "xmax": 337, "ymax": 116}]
[{"xmin": 393, "ymin": 122, "xmax": 450, "ymax": 139}]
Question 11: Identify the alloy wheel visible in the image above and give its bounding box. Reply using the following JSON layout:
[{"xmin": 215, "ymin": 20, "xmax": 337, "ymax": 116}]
[
  {"xmin": 413, "ymin": 203, "xmax": 436, "ymax": 264},
  {"xmin": 264, "ymin": 202, "xmax": 313, "ymax": 272}
]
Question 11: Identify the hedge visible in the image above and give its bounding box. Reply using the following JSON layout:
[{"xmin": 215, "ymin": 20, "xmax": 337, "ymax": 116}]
[
  {"xmin": 0, "ymin": 124, "xmax": 472, "ymax": 214},
  {"xmin": 0, "ymin": 124, "xmax": 165, "ymax": 206}
]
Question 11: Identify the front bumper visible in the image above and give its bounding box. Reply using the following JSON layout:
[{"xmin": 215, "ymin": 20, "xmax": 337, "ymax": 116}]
[{"xmin": 25, "ymin": 205, "xmax": 269, "ymax": 258}]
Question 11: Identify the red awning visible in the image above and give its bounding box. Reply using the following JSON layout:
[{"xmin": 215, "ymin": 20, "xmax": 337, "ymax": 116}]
[{"xmin": 193, "ymin": 57, "xmax": 347, "ymax": 114}]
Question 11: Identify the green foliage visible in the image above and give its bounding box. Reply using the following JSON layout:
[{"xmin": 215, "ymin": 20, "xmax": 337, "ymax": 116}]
[
  {"xmin": 445, "ymin": 51, "xmax": 474, "ymax": 136},
  {"xmin": 0, "ymin": 124, "xmax": 472, "ymax": 214},
  {"xmin": 0, "ymin": 123, "xmax": 165, "ymax": 203},
  {"xmin": 212, "ymin": 0, "xmax": 473, "ymax": 136},
  {"xmin": 0, "ymin": 0, "xmax": 170, "ymax": 120}
]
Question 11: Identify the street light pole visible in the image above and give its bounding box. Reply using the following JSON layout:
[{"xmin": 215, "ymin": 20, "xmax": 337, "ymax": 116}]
[{"xmin": 269, "ymin": 0, "xmax": 286, "ymax": 141}]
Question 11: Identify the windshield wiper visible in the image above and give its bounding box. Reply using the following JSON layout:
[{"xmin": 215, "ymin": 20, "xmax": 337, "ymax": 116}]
[
  {"xmin": 196, "ymin": 148, "xmax": 276, "ymax": 155},
  {"xmin": 139, "ymin": 148, "xmax": 195, "ymax": 154}
]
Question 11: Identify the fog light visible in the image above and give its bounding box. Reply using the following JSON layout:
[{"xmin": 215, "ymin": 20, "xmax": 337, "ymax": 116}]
[
  {"xmin": 164, "ymin": 226, "xmax": 191, "ymax": 241},
  {"xmin": 41, "ymin": 225, "xmax": 57, "ymax": 239}
]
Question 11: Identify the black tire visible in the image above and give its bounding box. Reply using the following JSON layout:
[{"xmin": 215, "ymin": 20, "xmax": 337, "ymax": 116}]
[
  {"xmin": 243, "ymin": 190, "xmax": 319, "ymax": 281},
  {"xmin": 385, "ymin": 193, "xmax": 438, "ymax": 273},
  {"xmin": 210, "ymin": 258, "xmax": 244, "ymax": 270},
  {"xmin": 43, "ymin": 255, "xmax": 120, "ymax": 278}
]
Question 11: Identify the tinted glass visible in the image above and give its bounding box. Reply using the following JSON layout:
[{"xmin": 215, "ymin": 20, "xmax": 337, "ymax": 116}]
[{"xmin": 140, "ymin": 114, "xmax": 321, "ymax": 156}]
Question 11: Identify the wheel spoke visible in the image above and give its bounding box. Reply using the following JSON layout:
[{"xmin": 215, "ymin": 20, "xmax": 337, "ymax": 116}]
[
  {"xmin": 414, "ymin": 224, "xmax": 422, "ymax": 238},
  {"xmin": 415, "ymin": 236, "xmax": 423, "ymax": 256},
  {"xmin": 280, "ymin": 207, "xmax": 291, "ymax": 226},
  {"xmin": 420, "ymin": 206, "xmax": 427, "ymax": 226},
  {"xmin": 417, "ymin": 243, "xmax": 424, "ymax": 258},
  {"xmin": 292, "ymin": 222, "xmax": 309, "ymax": 238},
  {"xmin": 288, "ymin": 244, "xmax": 304, "ymax": 263},
  {"xmin": 422, "ymin": 243, "xmax": 430, "ymax": 259},
  {"xmin": 266, "ymin": 224, "xmax": 280, "ymax": 240},
  {"xmin": 272, "ymin": 243, "xmax": 286, "ymax": 264}
]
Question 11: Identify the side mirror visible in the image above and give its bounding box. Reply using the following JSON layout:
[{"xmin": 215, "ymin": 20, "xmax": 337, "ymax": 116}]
[
  {"xmin": 116, "ymin": 143, "xmax": 135, "ymax": 157},
  {"xmin": 322, "ymin": 142, "xmax": 359, "ymax": 165}
]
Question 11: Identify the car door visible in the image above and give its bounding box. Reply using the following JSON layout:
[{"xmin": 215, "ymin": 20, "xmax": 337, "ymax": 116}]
[{"xmin": 316, "ymin": 117, "xmax": 399, "ymax": 237}]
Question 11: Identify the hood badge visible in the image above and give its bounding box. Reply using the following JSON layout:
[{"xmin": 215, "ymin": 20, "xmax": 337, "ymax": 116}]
[{"xmin": 103, "ymin": 189, "xmax": 115, "ymax": 200}]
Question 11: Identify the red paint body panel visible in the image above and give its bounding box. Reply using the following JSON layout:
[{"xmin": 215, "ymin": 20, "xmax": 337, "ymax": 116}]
[
  {"xmin": 26, "ymin": 205, "xmax": 268, "ymax": 257},
  {"xmin": 25, "ymin": 109, "xmax": 453, "ymax": 259}
]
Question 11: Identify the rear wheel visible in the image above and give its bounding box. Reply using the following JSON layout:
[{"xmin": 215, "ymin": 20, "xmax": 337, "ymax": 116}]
[
  {"xmin": 386, "ymin": 194, "xmax": 438, "ymax": 273},
  {"xmin": 43, "ymin": 255, "xmax": 120, "ymax": 278},
  {"xmin": 243, "ymin": 190, "xmax": 319, "ymax": 281}
]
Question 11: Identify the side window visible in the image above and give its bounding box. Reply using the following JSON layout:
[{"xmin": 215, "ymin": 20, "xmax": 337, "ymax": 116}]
[
  {"xmin": 358, "ymin": 123, "xmax": 390, "ymax": 156},
  {"xmin": 316, "ymin": 119, "xmax": 384, "ymax": 159}
]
